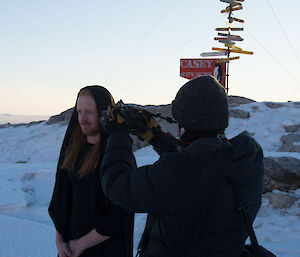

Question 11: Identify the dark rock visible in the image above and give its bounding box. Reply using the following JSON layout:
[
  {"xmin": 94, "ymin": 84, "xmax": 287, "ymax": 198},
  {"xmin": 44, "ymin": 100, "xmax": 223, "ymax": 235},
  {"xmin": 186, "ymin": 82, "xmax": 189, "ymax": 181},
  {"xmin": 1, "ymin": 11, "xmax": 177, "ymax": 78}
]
[
  {"xmin": 263, "ymin": 157, "xmax": 300, "ymax": 192},
  {"xmin": 21, "ymin": 173, "xmax": 36, "ymax": 182},
  {"xmin": 229, "ymin": 109, "xmax": 250, "ymax": 119},
  {"xmin": 278, "ymin": 134, "xmax": 300, "ymax": 152},
  {"xmin": 0, "ymin": 121, "xmax": 45, "ymax": 128},
  {"xmin": 264, "ymin": 192, "xmax": 297, "ymax": 209},
  {"xmin": 264, "ymin": 102, "xmax": 285, "ymax": 109},
  {"xmin": 0, "ymin": 123, "xmax": 11, "ymax": 128},
  {"xmin": 228, "ymin": 96, "xmax": 255, "ymax": 107},
  {"xmin": 284, "ymin": 124, "xmax": 300, "ymax": 133},
  {"xmin": 46, "ymin": 108, "xmax": 73, "ymax": 125}
]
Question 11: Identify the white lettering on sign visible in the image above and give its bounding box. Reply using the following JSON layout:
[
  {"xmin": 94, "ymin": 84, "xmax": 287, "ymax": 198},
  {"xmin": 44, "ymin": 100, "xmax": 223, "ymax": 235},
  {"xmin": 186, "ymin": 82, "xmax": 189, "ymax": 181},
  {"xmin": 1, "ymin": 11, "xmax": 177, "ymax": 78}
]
[
  {"xmin": 180, "ymin": 72, "xmax": 212, "ymax": 77},
  {"xmin": 180, "ymin": 59, "xmax": 215, "ymax": 69}
]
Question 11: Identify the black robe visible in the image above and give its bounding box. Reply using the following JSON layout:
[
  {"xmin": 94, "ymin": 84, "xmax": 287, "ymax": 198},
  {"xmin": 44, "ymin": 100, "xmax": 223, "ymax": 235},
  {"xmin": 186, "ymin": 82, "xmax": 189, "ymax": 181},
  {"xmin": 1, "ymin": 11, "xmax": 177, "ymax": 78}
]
[{"xmin": 48, "ymin": 86, "xmax": 134, "ymax": 257}]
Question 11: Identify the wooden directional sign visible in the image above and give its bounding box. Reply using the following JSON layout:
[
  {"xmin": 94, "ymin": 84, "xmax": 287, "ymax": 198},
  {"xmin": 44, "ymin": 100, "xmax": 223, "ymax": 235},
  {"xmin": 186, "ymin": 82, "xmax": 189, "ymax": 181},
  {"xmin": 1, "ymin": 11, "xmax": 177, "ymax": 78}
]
[
  {"xmin": 220, "ymin": 0, "xmax": 244, "ymax": 4},
  {"xmin": 232, "ymin": 17, "xmax": 244, "ymax": 23},
  {"xmin": 216, "ymin": 56, "xmax": 240, "ymax": 63},
  {"xmin": 212, "ymin": 47, "xmax": 254, "ymax": 55},
  {"xmin": 229, "ymin": 35, "xmax": 244, "ymax": 41},
  {"xmin": 200, "ymin": 51, "xmax": 228, "ymax": 57},
  {"xmin": 216, "ymin": 27, "xmax": 244, "ymax": 31},
  {"xmin": 217, "ymin": 36, "xmax": 243, "ymax": 42},
  {"xmin": 218, "ymin": 38, "xmax": 235, "ymax": 45},
  {"xmin": 218, "ymin": 32, "xmax": 240, "ymax": 37},
  {"xmin": 214, "ymin": 37, "xmax": 229, "ymax": 41},
  {"xmin": 221, "ymin": 6, "xmax": 243, "ymax": 13},
  {"xmin": 218, "ymin": 33, "xmax": 244, "ymax": 41}
]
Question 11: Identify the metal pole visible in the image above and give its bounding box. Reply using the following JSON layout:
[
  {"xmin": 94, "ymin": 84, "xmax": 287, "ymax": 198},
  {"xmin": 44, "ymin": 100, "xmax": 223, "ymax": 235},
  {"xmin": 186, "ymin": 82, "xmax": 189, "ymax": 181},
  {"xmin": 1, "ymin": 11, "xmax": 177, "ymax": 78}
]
[
  {"xmin": 226, "ymin": 3, "xmax": 233, "ymax": 94},
  {"xmin": 226, "ymin": 58, "xmax": 229, "ymax": 93}
]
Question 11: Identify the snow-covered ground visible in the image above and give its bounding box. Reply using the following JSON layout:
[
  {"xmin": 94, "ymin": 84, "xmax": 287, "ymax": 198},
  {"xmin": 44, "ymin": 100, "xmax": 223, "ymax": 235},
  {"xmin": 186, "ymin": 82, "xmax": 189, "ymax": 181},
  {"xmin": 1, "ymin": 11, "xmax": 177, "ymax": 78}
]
[{"xmin": 0, "ymin": 101, "xmax": 299, "ymax": 257}]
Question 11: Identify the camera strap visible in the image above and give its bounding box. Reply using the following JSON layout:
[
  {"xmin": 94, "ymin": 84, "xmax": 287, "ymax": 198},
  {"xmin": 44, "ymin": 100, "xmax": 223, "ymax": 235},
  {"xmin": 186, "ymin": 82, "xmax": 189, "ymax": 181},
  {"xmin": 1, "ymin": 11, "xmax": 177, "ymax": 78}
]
[{"xmin": 228, "ymin": 180, "xmax": 260, "ymax": 251}]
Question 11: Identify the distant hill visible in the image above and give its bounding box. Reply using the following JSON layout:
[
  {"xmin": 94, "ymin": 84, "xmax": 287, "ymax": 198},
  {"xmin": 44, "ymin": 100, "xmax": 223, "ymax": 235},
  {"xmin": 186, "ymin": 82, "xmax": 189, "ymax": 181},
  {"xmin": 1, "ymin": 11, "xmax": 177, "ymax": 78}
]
[{"xmin": 0, "ymin": 114, "xmax": 50, "ymax": 125}]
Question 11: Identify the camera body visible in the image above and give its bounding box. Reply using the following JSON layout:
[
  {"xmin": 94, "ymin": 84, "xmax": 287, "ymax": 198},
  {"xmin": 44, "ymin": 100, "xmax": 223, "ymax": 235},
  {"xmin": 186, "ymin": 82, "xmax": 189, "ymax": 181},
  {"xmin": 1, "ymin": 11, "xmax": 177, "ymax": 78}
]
[{"xmin": 100, "ymin": 100, "xmax": 148, "ymax": 133}]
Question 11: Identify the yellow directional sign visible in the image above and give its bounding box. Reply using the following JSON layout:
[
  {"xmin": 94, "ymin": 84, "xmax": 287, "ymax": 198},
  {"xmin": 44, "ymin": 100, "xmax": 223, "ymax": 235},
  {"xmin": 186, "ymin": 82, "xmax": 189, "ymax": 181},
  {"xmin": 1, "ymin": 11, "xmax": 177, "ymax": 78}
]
[
  {"xmin": 216, "ymin": 56, "xmax": 240, "ymax": 63},
  {"xmin": 231, "ymin": 45, "xmax": 242, "ymax": 51},
  {"xmin": 212, "ymin": 47, "xmax": 254, "ymax": 55}
]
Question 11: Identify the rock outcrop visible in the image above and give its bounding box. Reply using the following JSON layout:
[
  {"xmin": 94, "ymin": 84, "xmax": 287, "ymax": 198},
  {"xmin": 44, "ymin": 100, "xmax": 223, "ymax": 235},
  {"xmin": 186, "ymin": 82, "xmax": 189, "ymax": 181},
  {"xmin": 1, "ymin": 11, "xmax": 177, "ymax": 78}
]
[
  {"xmin": 284, "ymin": 124, "xmax": 300, "ymax": 133},
  {"xmin": 0, "ymin": 121, "xmax": 45, "ymax": 128},
  {"xmin": 278, "ymin": 134, "xmax": 300, "ymax": 153},
  {"xmin": 228, "ymin": 95, "xmax": 255, "ymax": 107},
  {"xmin": 46, "ymin": 108, "xmax": 73, "ymax": 125},
  {"xmin": 264, "ymin": 192, "xmax": 298, "ymax": 209},
  {"xmin": 264, "ymin": 102, "xmax": 285, "ymax": 109},
  {"xmin": 263, "ymin": 157, "xmax": 300, "ymax": 192},
  {"xmin": 229, "ymin": 109, "xmax": 250, "ymax": 119}
]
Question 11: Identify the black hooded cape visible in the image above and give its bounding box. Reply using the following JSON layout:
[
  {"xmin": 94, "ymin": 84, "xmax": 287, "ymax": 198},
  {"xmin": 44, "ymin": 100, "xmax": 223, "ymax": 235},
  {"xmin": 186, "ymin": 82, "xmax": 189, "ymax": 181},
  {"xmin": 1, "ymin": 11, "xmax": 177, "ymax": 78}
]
[{"xmin": 48, "ymin": 86, "xmax": 134, "ymax": 257}]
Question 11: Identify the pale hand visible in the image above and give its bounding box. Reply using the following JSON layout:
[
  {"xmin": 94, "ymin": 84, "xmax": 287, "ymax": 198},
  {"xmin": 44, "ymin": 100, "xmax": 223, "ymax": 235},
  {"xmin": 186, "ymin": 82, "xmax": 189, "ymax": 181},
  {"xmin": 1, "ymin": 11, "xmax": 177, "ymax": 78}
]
[
  {"xmin": 69, "ymin": 239, "xmax": 84, "ymax": 257},
  {"xmin": 57, "ymin": 241, "xmax": 72, "ymax": 257}
]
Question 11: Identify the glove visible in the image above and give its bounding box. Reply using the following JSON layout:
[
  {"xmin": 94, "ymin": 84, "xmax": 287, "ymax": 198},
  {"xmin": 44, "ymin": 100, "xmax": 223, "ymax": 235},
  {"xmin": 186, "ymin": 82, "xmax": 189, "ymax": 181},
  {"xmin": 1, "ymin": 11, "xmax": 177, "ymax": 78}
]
[
  {"xmin": 133, "ymin": 110, "xmax": 160, "ymax": 143},
  {"xmin": 102, "ymin": 105, "xmax": 128, "ymax": 134}
]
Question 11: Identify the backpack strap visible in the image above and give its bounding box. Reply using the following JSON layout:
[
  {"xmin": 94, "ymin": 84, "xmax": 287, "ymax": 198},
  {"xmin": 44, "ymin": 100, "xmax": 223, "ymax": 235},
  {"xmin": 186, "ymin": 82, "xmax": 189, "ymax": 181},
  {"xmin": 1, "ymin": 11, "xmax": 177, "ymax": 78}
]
[{"xmin": 228, "ymin": 180, "xmax": 260, "ymax": 252}]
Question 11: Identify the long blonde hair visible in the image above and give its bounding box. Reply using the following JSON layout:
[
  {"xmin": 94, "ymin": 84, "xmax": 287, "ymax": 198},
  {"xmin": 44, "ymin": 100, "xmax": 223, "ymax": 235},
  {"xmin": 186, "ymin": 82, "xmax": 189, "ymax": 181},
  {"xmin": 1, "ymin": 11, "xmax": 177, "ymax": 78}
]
[{"xmin": 61, "ymin": 89, "xmax": 102, "ymax": 177}]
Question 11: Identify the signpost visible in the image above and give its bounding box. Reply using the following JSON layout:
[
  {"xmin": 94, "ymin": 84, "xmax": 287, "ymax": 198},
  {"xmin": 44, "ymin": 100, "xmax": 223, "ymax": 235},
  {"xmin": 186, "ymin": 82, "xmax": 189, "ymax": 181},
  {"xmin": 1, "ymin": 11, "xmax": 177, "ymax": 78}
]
[
  {"xmin": 200, "ymin": 0, "xmax": 253, "ymax": 92},
  {"xmin": 180, "ymin": 0, "xmax": 253, "ymax": 93}
]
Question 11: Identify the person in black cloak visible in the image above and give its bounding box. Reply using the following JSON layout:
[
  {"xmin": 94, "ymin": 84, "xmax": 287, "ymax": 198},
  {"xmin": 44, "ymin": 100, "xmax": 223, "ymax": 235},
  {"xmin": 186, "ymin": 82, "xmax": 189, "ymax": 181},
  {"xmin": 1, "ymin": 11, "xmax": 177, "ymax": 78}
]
[{"xmin": 48, "ymin": 85, "xmax": 134, "ymax": 257}]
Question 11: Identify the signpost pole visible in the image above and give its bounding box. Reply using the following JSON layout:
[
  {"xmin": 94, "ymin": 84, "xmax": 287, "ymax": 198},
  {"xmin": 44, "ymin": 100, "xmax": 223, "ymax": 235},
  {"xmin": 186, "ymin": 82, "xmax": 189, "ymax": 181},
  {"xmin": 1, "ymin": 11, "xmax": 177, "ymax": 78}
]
[{"xmin": 226, "ymin": 56, "xmax": 229, "ymax": 93}]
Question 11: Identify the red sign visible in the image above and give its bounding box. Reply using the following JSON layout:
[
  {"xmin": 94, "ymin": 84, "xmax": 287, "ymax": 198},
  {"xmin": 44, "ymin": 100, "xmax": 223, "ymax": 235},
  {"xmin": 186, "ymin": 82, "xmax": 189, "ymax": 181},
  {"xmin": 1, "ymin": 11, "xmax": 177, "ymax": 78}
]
[{"xmin": 180, "ymin": 58, "xmax": 226, "ymax": 87}]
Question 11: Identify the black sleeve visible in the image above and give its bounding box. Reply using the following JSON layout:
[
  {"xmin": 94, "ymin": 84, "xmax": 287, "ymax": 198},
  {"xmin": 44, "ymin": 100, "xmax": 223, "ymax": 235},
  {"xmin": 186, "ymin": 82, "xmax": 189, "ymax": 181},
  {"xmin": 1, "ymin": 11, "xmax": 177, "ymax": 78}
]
[
  {"xmin": 94, "ymin": 202, "xmax": 133, "ymax": 237},
  {"xmin": 100, "ymin": 132, "xmax": 183, "ymax": 214},
  {"xmin": 149, "ymin": 129, "xmax": 183, "ymax": 155},
  {"xmin": 48, "ymin": 168, "xmax": 72, "ymax": 240}
]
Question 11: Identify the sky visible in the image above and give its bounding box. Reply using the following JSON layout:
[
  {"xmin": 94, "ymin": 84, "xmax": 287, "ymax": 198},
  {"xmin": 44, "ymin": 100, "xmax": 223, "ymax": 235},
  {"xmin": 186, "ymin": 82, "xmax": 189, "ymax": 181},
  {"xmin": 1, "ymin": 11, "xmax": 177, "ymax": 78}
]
[{"xmin": 1, "ymin": 0, "xmax": 300, "ymax": 116}]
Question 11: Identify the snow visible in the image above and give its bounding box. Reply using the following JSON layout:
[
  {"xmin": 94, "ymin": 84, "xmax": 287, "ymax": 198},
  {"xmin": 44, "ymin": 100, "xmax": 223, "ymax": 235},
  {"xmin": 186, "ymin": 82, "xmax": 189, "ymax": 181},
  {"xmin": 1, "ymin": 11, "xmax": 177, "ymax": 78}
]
[{"xmin": 0, "ymin": 101, "xmax": 299, "ymax": 257}]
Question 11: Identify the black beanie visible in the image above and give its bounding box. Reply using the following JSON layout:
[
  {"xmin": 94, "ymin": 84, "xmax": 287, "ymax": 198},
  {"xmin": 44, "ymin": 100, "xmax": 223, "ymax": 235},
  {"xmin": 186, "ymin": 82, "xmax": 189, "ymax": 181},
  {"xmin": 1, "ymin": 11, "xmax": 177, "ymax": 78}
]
[{"xmin": 171, "ymin": 76, "xmax": 229, "ymax": 130}]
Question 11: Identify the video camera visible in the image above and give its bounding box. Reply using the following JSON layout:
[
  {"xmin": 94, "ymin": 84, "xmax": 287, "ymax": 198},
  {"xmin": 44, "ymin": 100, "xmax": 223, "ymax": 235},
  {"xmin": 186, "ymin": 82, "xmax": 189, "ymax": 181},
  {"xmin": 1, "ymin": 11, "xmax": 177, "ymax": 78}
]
[
  {"xmin": 100, "ymin": 100, "xmax": 148, "ymax": 134},
  {"xmin": 100, "ymin": 100, "xmax": 176, "ymax": 134}
]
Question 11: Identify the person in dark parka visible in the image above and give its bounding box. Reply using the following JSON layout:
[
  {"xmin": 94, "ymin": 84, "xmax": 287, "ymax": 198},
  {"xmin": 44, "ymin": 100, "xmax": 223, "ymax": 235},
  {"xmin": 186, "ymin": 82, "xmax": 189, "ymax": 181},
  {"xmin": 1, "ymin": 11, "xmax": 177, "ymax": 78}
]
[
  {"xmin": 100, "ymin": 76, "xmax": 264, "ymax": 257},
  {"xmin": 48, "ymin": 86, "xmax": 134, "ymax": 257}
]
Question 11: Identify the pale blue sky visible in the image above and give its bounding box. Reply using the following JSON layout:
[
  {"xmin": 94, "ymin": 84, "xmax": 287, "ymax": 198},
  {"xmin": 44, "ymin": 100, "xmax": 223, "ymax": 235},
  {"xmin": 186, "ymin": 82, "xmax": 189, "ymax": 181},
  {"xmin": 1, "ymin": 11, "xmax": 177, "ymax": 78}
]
[{"xmin": 1, "ymin": 0, "xmax": 300, "ymax": 115}]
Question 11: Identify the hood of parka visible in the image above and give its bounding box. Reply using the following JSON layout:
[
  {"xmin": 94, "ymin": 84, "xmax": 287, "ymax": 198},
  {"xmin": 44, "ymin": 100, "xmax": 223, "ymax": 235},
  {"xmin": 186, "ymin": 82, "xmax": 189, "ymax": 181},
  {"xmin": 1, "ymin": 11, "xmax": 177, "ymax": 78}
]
[
  {"xmin": 227, "ymin": 131, "xmax": 264, "ymax": 184},
  {"xmin": 58, "ymin": 86, "xmax": 114, "ymax": 166},
  {"xmin": 184, "ymin": 131, "xmax": 264, "ymax": 185}
]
